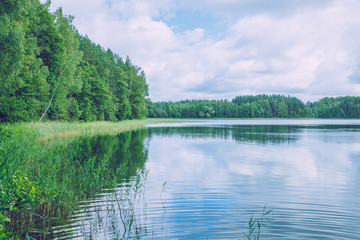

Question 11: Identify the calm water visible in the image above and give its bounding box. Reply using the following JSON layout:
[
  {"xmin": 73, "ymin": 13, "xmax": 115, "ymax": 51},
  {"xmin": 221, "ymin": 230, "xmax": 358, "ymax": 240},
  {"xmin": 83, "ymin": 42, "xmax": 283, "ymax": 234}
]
[{"xmin": 52, "ymin": 120, "xmax": 360, "ymax": 239}]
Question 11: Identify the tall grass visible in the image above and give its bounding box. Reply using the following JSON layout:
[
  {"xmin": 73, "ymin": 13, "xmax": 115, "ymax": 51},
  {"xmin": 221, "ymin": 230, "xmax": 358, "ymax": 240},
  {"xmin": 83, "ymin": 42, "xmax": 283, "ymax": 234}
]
[
  {"xmin": 243, "ymin": 206, "xmax": 272, "ymax": 240},
  {"xmin": 19, "ymin": 119, "xmax": 179, "ymax": 141},
  {"xmin": 0, "ymin": 119, "xmax": 178, "ymax": 238}
]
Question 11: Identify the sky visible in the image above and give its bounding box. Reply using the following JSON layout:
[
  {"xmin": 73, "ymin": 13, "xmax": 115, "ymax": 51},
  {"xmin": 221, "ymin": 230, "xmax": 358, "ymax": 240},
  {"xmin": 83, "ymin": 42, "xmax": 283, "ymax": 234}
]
[{"xmin": 46, "ymin": 0, "xmax": 360, "ymax": 102}]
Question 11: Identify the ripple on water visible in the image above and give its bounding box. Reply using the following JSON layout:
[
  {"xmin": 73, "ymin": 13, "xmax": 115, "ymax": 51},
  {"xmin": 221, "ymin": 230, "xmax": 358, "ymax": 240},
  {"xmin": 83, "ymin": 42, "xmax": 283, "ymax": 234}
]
[{"xmin": 50, "ymin": 122, "xmax": 360, "ymax": 239}]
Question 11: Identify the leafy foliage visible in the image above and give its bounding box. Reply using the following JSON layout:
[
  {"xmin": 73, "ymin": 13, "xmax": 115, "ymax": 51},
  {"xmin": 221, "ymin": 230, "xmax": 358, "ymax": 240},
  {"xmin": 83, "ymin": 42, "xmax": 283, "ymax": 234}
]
[
  {"xmin": 0, "ymin": 0, "xmax": 148, "ymax": 123},
  {"xmin": 0, "ymin": 124, "xmax": 16, "ymax": 144},
  {"xmin": 149, "ymin": 95, "xmax": 360, "ymax": 119},
  {"xmin": 148, "ymin": 95, "xmax": 311, "ymax": 119},
  {"xmin": 309, "ymin": 96, "xmax": 360, "ymax": 118},
  {"xmin": 0, "ymin": 171, "xmax": 44, "ymax": 212}
]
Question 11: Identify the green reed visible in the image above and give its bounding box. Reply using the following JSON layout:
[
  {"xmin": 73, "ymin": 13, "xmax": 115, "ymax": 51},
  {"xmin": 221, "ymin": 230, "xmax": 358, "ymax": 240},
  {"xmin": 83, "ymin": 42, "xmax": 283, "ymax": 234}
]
[
  {"xmin": 243, "ymin": 205, "xmax": 272, "ymax": 240},
  {"xmin": 111, "ymin": 168, "xmax": 149, "ymax": 238},
  {"xmin": 0, "ymin": 119, "xmax": 177, "ymax": 238}
]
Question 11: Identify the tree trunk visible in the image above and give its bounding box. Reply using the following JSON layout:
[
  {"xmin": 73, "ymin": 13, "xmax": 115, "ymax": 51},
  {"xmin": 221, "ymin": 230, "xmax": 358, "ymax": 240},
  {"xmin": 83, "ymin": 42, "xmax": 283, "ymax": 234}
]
[{"xmin": 38, "ymin": 68, "xmax": 65, "ymax": 121}]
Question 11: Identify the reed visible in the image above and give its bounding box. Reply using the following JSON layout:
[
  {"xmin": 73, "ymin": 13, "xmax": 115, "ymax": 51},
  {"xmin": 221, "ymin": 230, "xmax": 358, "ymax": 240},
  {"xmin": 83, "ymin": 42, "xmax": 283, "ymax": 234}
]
[
  {"xmin": 16, "ymin": 119, "xmax": 179, "ymax": 142},
  {"xmin": 0, "ymin": 119, "xmax": 179, "ymax": 238},
  {"xmin": 243, "ymin": 205, "xmax": 272, "ymax": 240}
]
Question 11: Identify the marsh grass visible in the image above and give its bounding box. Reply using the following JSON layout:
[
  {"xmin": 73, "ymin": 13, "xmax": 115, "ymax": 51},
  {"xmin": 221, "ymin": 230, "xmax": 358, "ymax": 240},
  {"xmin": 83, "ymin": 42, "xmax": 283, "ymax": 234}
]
[
  {"xmin": 111, "ymin": 168, "xmax": 149, "ymax": 238},
  {"xmin": 243, "ymin": 205, "xmax": 272, "ymax": 240},
  {"xmin": 18, "ymin": 119, "xmax": 179, "ymax": 142},
  {"xmin": 0, "ymin": 119, "xmax": 179, "ymax": 238}
]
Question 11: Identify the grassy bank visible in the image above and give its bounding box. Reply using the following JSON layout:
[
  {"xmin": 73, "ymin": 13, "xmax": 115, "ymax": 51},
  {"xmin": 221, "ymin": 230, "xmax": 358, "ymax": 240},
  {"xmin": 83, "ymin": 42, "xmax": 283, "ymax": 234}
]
[
  {"xmin": 0, "ymin": 119, "xmax": 178, "ymax": 238},
  {"xmin": 21, "ymin": 119, "xmax": 180, "ymax": 141}
]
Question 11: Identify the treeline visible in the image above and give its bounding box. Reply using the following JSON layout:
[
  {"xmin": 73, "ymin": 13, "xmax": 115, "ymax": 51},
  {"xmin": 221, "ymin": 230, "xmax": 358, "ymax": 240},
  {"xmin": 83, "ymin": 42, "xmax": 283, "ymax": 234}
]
[
  {"xmin": 0, "ymin": 0, "xmax": 148, "ymax": 123},
  {"xmin": 309, "ymin": 96, "xmax": 360, "ymax": 118},
  {"xmin": 147, "ymin": 95, "xmax": 360, "ymax": 118}
]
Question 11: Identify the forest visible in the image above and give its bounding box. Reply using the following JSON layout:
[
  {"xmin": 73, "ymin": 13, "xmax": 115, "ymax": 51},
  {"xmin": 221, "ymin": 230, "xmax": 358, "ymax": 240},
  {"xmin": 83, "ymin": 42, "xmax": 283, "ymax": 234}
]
[
  {"xmin": 0, "ymin": 0, "xmax": 148, "ymax": 123},
  {"xmin": 1, "ymin": 0, "xmax": 360, "ymax": 125},
  {"xmin": 147, "ymin": 95, "xmax": 360, "ymax": 119}
]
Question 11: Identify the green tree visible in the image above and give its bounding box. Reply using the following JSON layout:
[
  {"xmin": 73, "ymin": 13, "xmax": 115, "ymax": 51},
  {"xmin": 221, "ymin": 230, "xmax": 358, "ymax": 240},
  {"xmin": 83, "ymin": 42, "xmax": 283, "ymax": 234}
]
[
  {"xmin": 124, "ymin": 58, "xmax": 148, "ymax": 119},
  {"xmin": 41, "ymin": 8, "xmax": 82, "ymax": 121}
]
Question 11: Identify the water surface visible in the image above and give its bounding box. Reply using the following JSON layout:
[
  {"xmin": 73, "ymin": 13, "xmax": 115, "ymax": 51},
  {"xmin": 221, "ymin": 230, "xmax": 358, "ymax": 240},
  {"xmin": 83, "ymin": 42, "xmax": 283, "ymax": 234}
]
[{"xmin": 53, "ymin": 120, "xmax": 360, "ymax": 239}]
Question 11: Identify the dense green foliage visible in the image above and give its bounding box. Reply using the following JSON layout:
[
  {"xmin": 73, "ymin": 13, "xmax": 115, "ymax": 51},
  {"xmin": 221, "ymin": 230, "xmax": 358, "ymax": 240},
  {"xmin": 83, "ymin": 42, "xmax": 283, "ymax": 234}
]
[
  {"xmin": 148, "ymin": 95, "xmax": 360, "ymax": 119},
  {"xmin": 147, "ymin": 95, "xmax": 309, "ymax": 118},
  {"xmin": 0, "ymin": 0, "xmax": 148, "ymax": 123},
  {"xmin": 309, "ymin": 96, "xmax": 360, "ymax": 118}
]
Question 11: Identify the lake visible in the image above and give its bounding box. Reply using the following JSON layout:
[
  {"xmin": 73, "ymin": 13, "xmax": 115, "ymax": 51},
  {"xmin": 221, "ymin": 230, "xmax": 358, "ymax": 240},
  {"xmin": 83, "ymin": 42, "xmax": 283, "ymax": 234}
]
[{"xmin": 51, "ymin": 120, "xmax": 360, "ymax": 239}]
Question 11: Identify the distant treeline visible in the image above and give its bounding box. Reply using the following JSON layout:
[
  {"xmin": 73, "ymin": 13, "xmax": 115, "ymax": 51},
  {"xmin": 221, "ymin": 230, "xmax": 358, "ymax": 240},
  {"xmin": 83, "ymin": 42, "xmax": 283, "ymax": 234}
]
[
  {"xmin": 147, "ymin": 95, "xmax": 360, "ymax": 118},
  {"xmin": 0, "ymin": 0, "xmax": 148, "ymax": 123}
]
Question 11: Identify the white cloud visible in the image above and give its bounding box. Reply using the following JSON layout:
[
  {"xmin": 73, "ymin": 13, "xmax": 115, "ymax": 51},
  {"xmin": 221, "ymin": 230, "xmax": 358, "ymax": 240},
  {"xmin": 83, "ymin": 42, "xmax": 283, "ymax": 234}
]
[
  {"xmin": 109, "ymin": 0, "xmax": 172, "ymax": 19},
  {"xmin": 48, "ymin": 0, "xmax": 360, "ymax": 101},
  {"xmin": 178, "ymin": 0, "xmax": 334, "ymax": 17}
]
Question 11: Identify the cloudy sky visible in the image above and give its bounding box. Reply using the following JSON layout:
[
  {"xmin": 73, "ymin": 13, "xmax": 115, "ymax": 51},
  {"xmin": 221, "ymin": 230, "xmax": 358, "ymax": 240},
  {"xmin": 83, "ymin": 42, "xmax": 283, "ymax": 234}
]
[{"xmin": 47, "ymin": 0, "xmax": 360, "ymax": 102}]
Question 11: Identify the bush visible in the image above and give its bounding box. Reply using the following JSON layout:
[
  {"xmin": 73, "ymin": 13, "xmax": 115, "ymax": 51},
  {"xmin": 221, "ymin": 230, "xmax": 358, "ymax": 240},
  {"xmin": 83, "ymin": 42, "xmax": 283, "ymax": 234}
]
[{"xmin": 0, "ymin": 171, "xmax": 44, "ymax": 212}]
